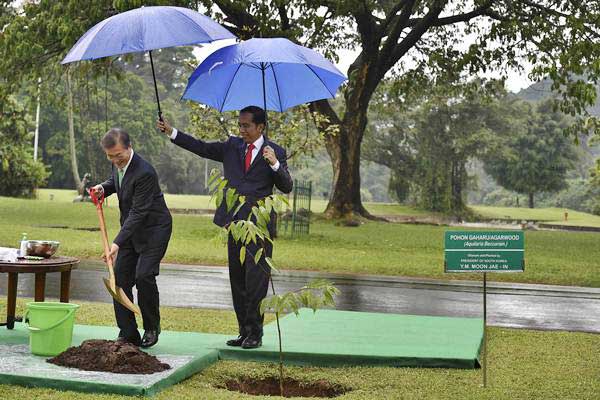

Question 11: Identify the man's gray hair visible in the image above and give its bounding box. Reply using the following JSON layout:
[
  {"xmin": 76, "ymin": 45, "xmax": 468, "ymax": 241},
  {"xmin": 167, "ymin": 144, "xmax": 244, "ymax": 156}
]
[{"xmin": 101, "ymin": 128, "xmax": 131, "ymax": 149}]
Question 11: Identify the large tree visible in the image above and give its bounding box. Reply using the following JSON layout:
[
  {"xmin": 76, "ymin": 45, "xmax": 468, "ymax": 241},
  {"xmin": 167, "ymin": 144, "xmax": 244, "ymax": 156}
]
[
  {"xmin": 484, "ymin": 100, "xmax": 578, "ymax": 208},
  {"xmin": 364, "ymin": 80, "xmax": 503, "ymax": 214},
  {"xmin": 200, "ymin": 0, "xmax": 600, "ymax": 218},
  {"xmin": 0, "ymin": 0, "xmax": 197, "ymax": 191},
  {"xmin": 0, "ymin": 90, "xmax": 48, "ymax": 197},
  {"xmin": 3, "ymin": 1, "xmax": 600, "ymax": 215},
  {"xmin": 0, "ymin": 0, "xmax": 190, "ymax": 190}
]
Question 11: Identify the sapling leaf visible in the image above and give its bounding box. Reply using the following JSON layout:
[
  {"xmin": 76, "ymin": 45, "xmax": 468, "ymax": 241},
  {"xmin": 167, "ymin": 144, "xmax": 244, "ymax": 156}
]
[
  {"xmin": 265, "ymin": 257, "xmax": 278, "ymax": 272},
  {"xmin": 225, "ymin": 188, "xmax": 237, "ymax": 212},
  {"xmin": 215, "ymin": 188, "xmax": 224, "ymax": 208},
  {"xmin": 239, "ymin": 246, "xmax": 246, "ymax": 265},
  {"xmin": 254, "ymin": 248, "xmax": 263, "ymax": 265},
  {"xmin": 233, "ymin": 200, "xmax": 245, "ymax": 215}
]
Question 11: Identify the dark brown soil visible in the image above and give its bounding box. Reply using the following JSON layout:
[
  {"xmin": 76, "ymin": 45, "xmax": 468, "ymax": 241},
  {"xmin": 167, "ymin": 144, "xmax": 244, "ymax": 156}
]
[
  {"xmin": 222, "ymin": 377, "xmax": 349, "ymax": 398},
  {"xmin": 47, "ymin": 339, "xmax": 170, "ymax": 374}
]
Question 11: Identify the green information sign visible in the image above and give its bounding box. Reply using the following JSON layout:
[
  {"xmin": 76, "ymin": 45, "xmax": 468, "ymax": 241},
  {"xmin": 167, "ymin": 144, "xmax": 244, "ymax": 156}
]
[{"xmin": 444, "ymin": 231, "xmax": 524, "ymax": 273}]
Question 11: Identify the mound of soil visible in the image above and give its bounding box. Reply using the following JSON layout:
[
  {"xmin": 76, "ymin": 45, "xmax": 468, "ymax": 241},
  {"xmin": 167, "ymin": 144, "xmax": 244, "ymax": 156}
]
[
  {"xmin": 222, "ymin": 377, "xmax": 349, "ymax": 398},
  {"xmin": 47, "ymin": 339, "xmax": 170, "ymax": 374}
]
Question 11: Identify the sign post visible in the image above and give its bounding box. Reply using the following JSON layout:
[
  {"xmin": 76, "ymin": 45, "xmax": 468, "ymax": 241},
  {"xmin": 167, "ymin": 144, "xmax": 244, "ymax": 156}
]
[{"xmin": 444, "ymin": 231, "xmax": 524, "ymax": 387}]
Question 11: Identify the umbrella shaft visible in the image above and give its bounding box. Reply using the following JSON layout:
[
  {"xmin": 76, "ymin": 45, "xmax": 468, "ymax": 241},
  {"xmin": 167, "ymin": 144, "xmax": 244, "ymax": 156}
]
[
  {"xmin": 149, "ymin": 50, "xmax": 163, "ymax": 121},
  {"xmin": 261, "ymin": 62, "xmax": 268, "ymax": 138}
]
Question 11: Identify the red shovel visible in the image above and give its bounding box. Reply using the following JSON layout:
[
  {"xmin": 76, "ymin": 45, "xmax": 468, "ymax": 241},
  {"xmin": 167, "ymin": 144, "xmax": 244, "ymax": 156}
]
[{"xmin": 89, "ymin": 188, "xmax": 141, "ymax": 315}]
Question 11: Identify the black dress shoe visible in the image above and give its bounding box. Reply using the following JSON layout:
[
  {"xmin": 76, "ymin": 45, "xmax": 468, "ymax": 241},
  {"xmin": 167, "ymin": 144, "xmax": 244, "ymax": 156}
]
[
  {"xmin": 116, "ymin": 335, "xmax": 141, "ymax": 347},
  {"xmin": 226, "ymin": 335, "xmax": 246, "ymax": 347},
  {"xmin": 141, "ymin": 330, "xmax": 159, "ymax": 348},
  {"xmin": 241, "ymin": 336, "xmax": 262, "ymax": 349}
]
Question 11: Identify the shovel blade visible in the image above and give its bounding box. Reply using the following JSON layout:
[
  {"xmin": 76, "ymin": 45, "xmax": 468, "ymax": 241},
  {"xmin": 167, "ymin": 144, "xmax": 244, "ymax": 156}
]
[
  {"xmin": 103, "ymin": 278, "xmax": 141, "ymax": 315},
  {"xmin": 103, "ymin": 277, "xmax": 117, "ymax": 295}
]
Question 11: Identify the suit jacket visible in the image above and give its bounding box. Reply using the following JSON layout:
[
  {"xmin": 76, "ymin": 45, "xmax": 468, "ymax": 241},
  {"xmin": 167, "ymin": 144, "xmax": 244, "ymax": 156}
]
[
  {"xmin": 172, "ymin": 131, "xmax": 293, "ymax": 232},
  {"xmin": 101, "ymin": 152, "xmax": 172, "ymax": 252}
]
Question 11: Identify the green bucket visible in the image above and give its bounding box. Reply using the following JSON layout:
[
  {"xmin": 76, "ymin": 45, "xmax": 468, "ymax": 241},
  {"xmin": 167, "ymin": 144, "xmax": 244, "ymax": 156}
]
[{"xmin": 24, "ymin": 302, "xmax": 80, "ymax": 356}]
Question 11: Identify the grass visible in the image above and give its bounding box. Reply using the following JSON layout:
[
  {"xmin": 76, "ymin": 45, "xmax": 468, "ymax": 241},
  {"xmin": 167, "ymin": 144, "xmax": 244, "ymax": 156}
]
[
  {"xmin": 35, "ymin": 188, "xmax": 431, "ymax": 216},
  {"xmin": 40, "ymin": 188, "xmax": 600, "ymax": 225},
  {"xmin": 0, "ymin": 299, "xmax": 598, "ymax": 399},
  {"xmin": 2, "ymin": 195, "xmax": 600, "ymax": 287},
  {"xmin": 472, "ymin": 205, "xmax": 600, "ymax": 227}
]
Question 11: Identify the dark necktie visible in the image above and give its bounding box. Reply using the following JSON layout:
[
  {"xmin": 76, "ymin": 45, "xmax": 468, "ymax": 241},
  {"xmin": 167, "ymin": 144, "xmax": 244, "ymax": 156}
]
[{"xmin": 244, "ymin": 143, "xmax": 255, "ymax": 172}]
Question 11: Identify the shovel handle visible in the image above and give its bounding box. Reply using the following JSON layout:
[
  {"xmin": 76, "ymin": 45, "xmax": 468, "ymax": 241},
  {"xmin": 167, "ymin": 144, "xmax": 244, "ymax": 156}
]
[
  {"xmin": 89, "ymin": 189, "xmax": 140, "ymax": 315},
  {"xmin": 89, "ymin": 189, "xmax": 116, "ymax": 283}
]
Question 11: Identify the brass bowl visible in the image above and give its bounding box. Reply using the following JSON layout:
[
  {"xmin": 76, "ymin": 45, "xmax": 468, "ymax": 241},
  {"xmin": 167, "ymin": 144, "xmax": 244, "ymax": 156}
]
[{"xmin": 26, "ymin": 240, "xmax": 60, "ymax": 258}]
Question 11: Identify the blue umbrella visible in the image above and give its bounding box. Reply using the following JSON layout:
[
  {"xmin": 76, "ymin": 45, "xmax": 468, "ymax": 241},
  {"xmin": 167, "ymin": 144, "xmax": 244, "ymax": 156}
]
[
  {"xmin": 62, "ymin": 6, "xmax": 235, "ymax": 119},
  {"xmin": 182, "ymin": 37, "xmax": 346, "ymax": 130}
]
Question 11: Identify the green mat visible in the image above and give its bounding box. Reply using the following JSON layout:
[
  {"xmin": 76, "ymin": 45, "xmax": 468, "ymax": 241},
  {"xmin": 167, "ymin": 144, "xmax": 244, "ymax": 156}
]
[
  {"xmin": 219, "ymin": 309, "xmax": 483, "ymax": 368},
  {"xmin": 0, "ymin": 323, "xmax": 222, "ymax": 396},
  {"xmin": 0, "ymin": 310, "xmax": 483, "ymax": 396}
]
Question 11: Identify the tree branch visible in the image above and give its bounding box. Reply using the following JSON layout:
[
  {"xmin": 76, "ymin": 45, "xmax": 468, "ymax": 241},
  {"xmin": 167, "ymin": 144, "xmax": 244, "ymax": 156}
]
[
  {"xmin": 305, "ymin": 9, "xmax": 332, "ymax": 48},
  {"xmin": 379, "ymin": 0, "xmax": 417, "ymax": 69},
  {"xmin": 384, "ymin": 1, "xmax": 447, "ymax": 75},
  {"xmin": 519, "ymin": 0, "xmax": 600, "ymax": 39},
  {"xmin": 213, "ymin": 0, "xmax": 258, "ymax": 38},
  {"xmin": 309, "ymin": 99, "xmax": 342, "ymax": 138},
  {"xmin": 483, "ymin": 8, "xmax": 510, "ymax": 22},
  {"xmin": 520, "ymin": 0, "xmax": 570, "ymax": 19},
  {"xmin": 276, "ymin": 1, "xmax": 290, "ymax": 31},
  {"xmin": 381, "ymin": 1, "xmax": 412, "ymax": 32},
  {"xmin": 351, "ymin": 0, "xmax": 380, "ymax": 53},
  {"xmin": 407, "ymin": 1, "xmax": 494, "ymax": 27}
]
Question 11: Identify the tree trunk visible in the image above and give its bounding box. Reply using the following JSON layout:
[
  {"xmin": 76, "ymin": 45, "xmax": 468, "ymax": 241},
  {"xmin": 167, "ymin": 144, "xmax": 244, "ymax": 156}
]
[
  {"xmin": 312, "ymin": 58, "xmax": 380, "ymax": 220},
  {"xmin": 450, "ymin": 161, "xmax": 468, "ymax": 215},
  {"xmin": 323, "ymin": 121, "xmax": 371, "ymax": 219},
  {"xmin": 528, "ymin": 192, "xmax": 534, "ymax": 208},
  {"xmin": 66, "ymin": 70, "xmax": 82, "ymax": 191}
]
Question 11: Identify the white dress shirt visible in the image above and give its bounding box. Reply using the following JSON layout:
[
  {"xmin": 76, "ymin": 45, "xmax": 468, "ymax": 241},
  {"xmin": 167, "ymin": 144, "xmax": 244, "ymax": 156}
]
[
  {"xmin": 100, "ymin": 149, "xmax": 133, "ymax": 193},
  {"xmin": 120, "ymin": 148, "xmax": 134, "ymax": 177}
]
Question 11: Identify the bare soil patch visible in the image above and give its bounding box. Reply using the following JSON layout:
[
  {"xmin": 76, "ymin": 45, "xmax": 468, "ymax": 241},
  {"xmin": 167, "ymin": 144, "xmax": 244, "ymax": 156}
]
[
  {"xmin": 221, "ymin": 376, "xmax": 349, "ymax": 398},
  {"xmin": 47, "ymin": 339, "xmax": 170, "ymax": 374}
]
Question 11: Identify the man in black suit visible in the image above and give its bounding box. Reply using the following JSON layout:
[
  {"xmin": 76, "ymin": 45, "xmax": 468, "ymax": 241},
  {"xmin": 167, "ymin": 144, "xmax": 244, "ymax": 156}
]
[
  {"xmin": 91, "ymin": 128, "xmax": 172, "ymax": 348},
  {"xmin": 157, "ymin": 106, "xmax": 293, "ymax": 349}
]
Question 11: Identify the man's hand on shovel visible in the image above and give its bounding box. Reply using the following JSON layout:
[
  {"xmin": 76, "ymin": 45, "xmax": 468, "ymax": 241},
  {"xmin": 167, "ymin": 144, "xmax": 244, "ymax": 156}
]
[
  {"xmin": 102, "ymin": 243, "xmax": 119, "ymax": 264},
  {"xmin": 90, "ymin": 184, "xmax": 104, "ymax": 195}
]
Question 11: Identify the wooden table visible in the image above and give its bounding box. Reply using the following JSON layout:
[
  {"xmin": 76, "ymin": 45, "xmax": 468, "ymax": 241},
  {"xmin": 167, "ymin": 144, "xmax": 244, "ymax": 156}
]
[{"xmin": 0, "ymin": 256, "xmax": 79, "ymax": 329}]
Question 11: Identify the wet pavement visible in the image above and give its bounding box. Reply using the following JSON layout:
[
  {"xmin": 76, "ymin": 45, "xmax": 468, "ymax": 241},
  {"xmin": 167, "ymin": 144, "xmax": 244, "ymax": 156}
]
[{"xmin": 1, "ymin": 260, "xmax": 599, "ymax": 334}]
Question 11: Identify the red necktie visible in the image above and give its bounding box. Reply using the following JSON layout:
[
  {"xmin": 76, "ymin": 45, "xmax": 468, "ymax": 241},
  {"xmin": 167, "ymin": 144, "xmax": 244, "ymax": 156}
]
[{"xmin": 244, "ymin": 143, "xmax": 255, "ymax": 172}]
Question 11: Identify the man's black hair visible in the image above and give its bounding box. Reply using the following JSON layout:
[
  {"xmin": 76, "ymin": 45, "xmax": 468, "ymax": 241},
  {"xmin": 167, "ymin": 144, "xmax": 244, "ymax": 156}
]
[{"xmin": 240, "ymin": 105, "xmax": 266, "ymax": 126}]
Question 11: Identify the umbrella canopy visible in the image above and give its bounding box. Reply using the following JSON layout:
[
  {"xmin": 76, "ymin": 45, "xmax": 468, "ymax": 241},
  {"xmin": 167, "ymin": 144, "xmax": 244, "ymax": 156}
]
[
  {"xmin": 61, "ymin": 6, "xmax": 235, "ymax": 63},
  {"xmin": 182, "ymin": 38, "xmax": 346, "ymax": 113},
  {"xmin": 61, "ymin": 6, "xmax": 236, "ymax": 119}
]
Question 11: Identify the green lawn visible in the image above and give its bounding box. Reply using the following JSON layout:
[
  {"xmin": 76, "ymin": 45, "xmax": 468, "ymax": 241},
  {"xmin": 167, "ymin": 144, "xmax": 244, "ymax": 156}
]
[
  {"xmin": 0, "ymin": 299, "xmax": 598, "ymax": 399},
  {"xmin": 35, "ymin": 188, "xmax": 430, "ymax": 216},
  {"xmin": 39, "ymin": 189, "xmax": 600, "ymax": 225},
  {"xmin": 37, "ymin": 188, "xmax": 217, "ymax": 210},
  {"xmin": 2, "ymin": 195, "xmax": 600, "ymax": 287},
  {"xmin": 472, "ymin": 205, "xmax": 600, "ymax": 227}
]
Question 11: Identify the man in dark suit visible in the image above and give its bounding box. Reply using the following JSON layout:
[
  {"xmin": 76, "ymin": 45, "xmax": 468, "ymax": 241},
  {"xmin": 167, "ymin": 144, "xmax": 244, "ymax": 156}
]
[
  {"xmin": 91, "ymin": 128, "xmax": 172, "ymax": 348},
  {"xmin": 157, "ymin": 106, "xmax": 293, "ymax": 349}
]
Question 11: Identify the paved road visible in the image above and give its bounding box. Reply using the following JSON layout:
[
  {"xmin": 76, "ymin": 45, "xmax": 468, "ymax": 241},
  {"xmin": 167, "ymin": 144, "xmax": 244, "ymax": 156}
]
[{"xmin": 1, "ymin": 261, "xmax": 599, "ymax": 333}]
